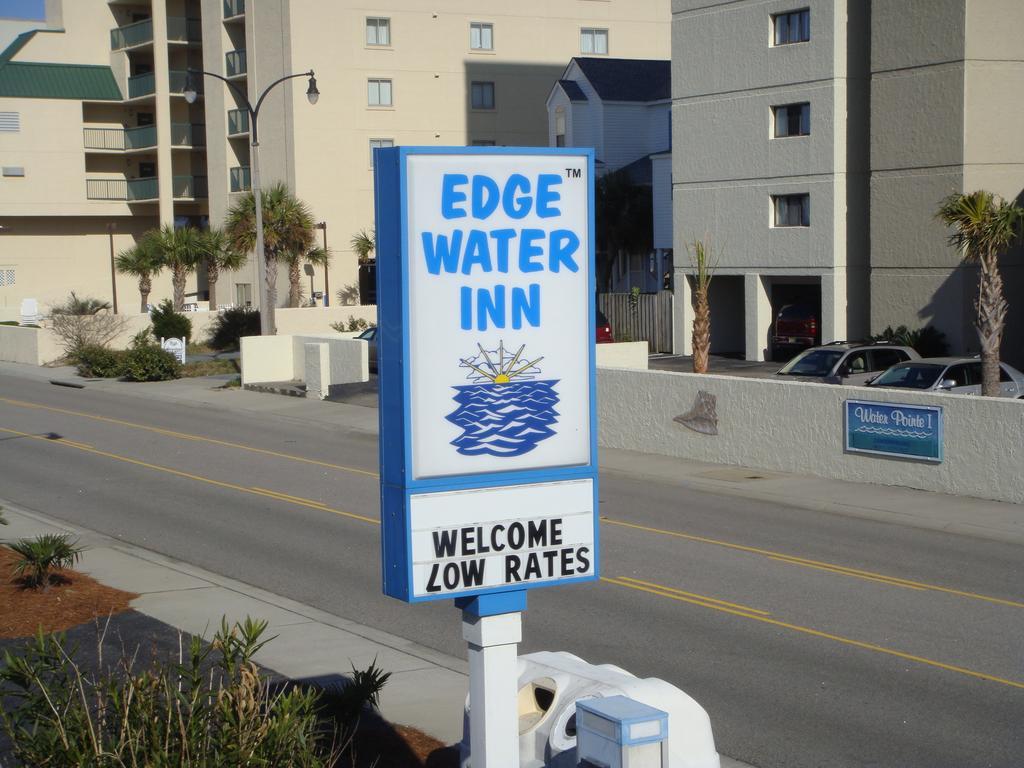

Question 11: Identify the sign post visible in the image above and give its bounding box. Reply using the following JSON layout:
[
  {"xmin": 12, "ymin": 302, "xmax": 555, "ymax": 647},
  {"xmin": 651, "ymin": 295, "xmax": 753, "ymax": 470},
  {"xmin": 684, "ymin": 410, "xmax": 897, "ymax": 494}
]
[{"xmin": 374, "ymin": 147, "xmax": 598, "ymax": 767}]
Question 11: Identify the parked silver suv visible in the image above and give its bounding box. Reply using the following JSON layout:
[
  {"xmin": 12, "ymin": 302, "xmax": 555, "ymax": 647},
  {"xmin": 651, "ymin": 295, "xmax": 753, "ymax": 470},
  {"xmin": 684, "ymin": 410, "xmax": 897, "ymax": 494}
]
[{"xmin": 776, "ymin": 342, "xmax": 919, "ymax": 385}]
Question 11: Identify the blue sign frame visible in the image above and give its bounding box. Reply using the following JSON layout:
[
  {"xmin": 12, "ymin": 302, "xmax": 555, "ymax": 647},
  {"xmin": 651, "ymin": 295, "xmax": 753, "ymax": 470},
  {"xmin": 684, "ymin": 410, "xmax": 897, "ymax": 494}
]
[
  {"xmin": 374, "ymin": 146, "xmax": 600, "ymax": 606},
  {"xmin": 844, "ymin": 399, "xmax": 943, "ymax": 462}
]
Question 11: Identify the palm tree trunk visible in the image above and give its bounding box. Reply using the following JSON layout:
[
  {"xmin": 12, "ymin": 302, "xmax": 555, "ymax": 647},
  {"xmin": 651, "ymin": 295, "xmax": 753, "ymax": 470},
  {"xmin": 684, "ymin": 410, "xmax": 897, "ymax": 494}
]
[
  {"xmin": 692, "ymin": 289, "xmax": 711, "ymax": 374},
  {"xmin": 264, "ymin": 254, "xmax": 278, "ymax": 335},
  {"xmin": 139, "ymin": 276, "xmax": 152, "ymax": 314},
  {"xmin": 288, "ymin": 261, "xmax": 302, "ymax": 308},
  {"xmin": 977, "ymin": 250, "xmax": 1007, "ymax": 397},
  {"xmin": 172, "ymin": 267, "xmax": 186, "ymax": 311},
  {"xmin": 207, "ymin": 263, "xmax": 219, "ymax": 312}
]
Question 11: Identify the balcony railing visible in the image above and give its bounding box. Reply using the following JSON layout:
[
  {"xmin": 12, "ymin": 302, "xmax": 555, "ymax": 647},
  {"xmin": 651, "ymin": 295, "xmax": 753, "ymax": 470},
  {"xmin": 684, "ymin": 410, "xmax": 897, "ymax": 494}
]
[
  {"xmin": 127, "ymin": 72, "xmax": 155, "ymax": 98},
  {"xmin": 83, "ymin": 127, "xmax": 126, "ymax": 150},
  {"xmin": 110, "ymin": 18, "xmax": 152, "ymax": 50},
  {"xmin": 111, "ymin": 17, "xmax": 199, "ymax": 49},
  {"xmin": 85, "ymin": 177, "xmax": 159, "ymax": 201},
  {"xmin": 225, "ymin": 49, "xmax": 246, "ymax": 77},
  {"xmin": 125, "ymin": 125, "xmax": 158, "ymax": 149},
  {"xmin": 166, "ymin": 17, "xmax": 202, "ymax": 44},
  {"xmin": 230, "ymin": 166, "xmax": 251, "ymax": 193},
  {"xmin": 227, "ymin": 108, "xmax": 249, "ymax": 136},
  {"xmin": 171, "ymin": 122, "xmax": 205, "ymax": 147},
  {"xmin": 173, "ymin": 175, "xmax": 208, "ymax": 198},
  {"xmin": 223, "ymin": 0, "xmax": 245, "ymax": 19},
  {"xmin": 168, "ymin": 70, "xmax": 196, "ymax": 96}
]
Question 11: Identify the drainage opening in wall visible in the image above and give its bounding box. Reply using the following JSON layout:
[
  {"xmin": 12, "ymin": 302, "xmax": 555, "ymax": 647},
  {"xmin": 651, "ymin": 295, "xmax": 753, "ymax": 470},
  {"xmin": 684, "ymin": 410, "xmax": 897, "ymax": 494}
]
[{"xmin": 518, "ymin": 678, "xmax": 556, "ymax": 733}]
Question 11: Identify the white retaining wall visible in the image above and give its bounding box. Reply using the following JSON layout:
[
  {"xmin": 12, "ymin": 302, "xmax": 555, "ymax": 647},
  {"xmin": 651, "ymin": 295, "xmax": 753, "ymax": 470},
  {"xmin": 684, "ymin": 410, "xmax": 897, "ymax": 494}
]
[
  {"xmin": 598, "ymin": 368, "xmax": 1024, "ymax": 504},
  {"xmin": 595, "ymin": 342, "xmax": 649, "ymax": 370},
  {"xmin": 241, "ymin": 334, "xmax": 368, "ymax": 390}
]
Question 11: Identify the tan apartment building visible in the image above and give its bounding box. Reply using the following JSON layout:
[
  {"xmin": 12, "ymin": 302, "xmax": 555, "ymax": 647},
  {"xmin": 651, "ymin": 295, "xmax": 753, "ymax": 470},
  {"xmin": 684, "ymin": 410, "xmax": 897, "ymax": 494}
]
[{"xmin": 0, "ymin": 0, "xmax": 669, "ymax": 319}]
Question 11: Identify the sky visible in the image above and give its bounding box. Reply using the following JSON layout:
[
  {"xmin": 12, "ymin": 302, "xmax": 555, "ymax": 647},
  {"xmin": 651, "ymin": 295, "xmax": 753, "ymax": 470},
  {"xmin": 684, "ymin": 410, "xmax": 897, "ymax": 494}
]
[{"xmin": 0, "ymin": 0, "xmax": 45, "ymax": 21}]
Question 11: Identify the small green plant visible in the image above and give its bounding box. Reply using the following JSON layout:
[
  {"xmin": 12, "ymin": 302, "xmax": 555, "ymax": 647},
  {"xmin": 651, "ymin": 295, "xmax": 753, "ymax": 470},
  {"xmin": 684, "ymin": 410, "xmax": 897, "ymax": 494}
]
[
  {"xmin": 48, "ymin": 292, "xmax": 127, "ymax": 361},
  {"xmin": 330, "ymin": 315, "xmax": 373, "ymax": 333},
  {"xmin": 120, "ymin": 332, "xmax": 181, "ymax": 382},
  {"xmin": 0, "ymin": 616, "xmax": 387, "ymax": 766},
  {"xmin": 208, "ymin": 306, "xmax": 261, "ymax": 350},
  {"xmin": 74, "ymin": 344, "xmax": 126, "ymax": 378},
  {"xmin": 149, "ymin": 298, "xmax": 192, "ymax": 342},
  {"xmin": 8, "ymin": 533, "xmax": 84, "ymax": 590}
]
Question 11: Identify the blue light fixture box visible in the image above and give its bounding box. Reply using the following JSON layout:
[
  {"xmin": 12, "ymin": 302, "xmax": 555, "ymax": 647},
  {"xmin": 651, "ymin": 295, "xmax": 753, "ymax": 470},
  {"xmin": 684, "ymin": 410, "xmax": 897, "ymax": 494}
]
[{"xmin": 373, "ymin": 146, "xmax": 600, "ymax": 606}]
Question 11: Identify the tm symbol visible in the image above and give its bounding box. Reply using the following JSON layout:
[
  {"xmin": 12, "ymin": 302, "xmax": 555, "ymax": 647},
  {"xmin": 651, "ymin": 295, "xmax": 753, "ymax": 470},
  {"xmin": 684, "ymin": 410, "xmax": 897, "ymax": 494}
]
[{"xmin": 565, "ymin": 168, "xmax": 582, "ymax": 179}]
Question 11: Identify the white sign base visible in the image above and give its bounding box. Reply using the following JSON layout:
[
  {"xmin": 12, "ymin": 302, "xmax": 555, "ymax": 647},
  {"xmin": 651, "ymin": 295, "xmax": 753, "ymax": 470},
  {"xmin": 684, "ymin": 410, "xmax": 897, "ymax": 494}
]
[{"xmin": 463, "ymin": 611, "xmax": 521, "ymax": 768}]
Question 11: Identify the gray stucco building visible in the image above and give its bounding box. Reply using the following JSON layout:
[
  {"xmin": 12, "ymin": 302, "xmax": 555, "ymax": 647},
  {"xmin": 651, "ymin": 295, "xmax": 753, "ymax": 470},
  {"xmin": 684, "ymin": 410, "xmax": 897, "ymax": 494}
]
[{"xmin": 671, "ymin": 0, "xmax": 1024, "ymax": 366}]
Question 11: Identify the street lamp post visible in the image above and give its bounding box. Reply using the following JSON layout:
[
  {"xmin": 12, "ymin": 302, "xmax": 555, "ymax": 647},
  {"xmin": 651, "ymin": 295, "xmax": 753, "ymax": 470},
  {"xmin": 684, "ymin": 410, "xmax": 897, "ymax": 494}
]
[
  {"xmin": 315, "ymin": 221, "xmax": 328, "ymax": 307},
  {"xmin": 185, "ymin": 68, "xmax": 319, "ymax": 335}
]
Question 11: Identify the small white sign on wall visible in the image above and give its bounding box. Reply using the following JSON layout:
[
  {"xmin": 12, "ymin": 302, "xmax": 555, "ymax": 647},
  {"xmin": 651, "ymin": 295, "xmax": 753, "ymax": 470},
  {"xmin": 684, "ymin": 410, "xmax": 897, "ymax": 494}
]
[{"xmin": 161, "ymin": 337, "xmax": 186, "ymax": 364}]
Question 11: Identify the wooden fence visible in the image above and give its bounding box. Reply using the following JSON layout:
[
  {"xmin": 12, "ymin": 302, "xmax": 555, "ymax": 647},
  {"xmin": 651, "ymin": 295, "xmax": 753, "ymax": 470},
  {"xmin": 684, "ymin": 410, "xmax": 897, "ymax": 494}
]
[{"xmin": 598, "ymin": 291, "xmax": 673, "ymax": 353}]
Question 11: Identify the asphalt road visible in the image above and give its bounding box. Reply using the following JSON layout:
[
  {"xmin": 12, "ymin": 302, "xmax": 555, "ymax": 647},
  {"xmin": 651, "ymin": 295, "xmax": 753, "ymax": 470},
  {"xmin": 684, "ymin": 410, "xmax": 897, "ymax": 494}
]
[{"xmin": 0, "ymin": 373, "xmax": 1022, "ymax": 767}]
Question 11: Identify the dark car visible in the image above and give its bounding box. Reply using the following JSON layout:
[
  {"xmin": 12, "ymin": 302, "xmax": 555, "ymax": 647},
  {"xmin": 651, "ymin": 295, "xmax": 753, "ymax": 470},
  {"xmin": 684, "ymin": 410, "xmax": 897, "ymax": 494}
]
[
  {"xmin": 772, "ymin": 304, "xmax": 819, "ymax": 359},
  {"xmin": 357, "ymin": 326, "xmax": 377, "ymax": 373},
  {"xmin": 596, "ymin": 309, "xmax": 614, "ymax": 343}
]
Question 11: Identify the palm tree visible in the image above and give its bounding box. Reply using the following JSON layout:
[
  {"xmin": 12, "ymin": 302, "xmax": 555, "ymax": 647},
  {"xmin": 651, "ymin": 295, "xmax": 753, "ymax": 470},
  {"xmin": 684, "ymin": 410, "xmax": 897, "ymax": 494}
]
[
  {"xmin": 350, "ymin": 229, "xmax": 375, "ymax": 263},
  {"xmin": 936, "ymin": 191, "xmax": 1023, "ymax": 396},
  {"xmin": 115, "ymin": 238, "xmax": 163, "ymax": 313},
  {"xmin": 199, "ymin": 227, "xmax": 246, "ymax": 311},
  {"xmin": 144, "ymin": 225, "xmax": 204, "ymax": 310},
  {"xmin": 283, "ymin": 245, "xmax": 331, "ymax": 307},
  {"xmin": 224, "ymin": 182, "xmax": 316, "ymax": 334},
  {"xmin": 595, "ymin": 169, "xmax": 652, "ymax": 292},
  {"xmin": 689, "ymin": 239, "xmax": 716, "ymax": 374}
]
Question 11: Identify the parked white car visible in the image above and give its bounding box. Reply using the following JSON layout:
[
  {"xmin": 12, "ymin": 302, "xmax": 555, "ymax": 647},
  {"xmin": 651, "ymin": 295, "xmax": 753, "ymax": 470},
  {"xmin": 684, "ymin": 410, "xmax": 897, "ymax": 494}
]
[
  {"xmin": 775, "ymin": 342, "xmax": 919, "ymax": 385},
  {"xmin": 866, "ymin": 357, "xmax": 1024, "ymax": 398}
]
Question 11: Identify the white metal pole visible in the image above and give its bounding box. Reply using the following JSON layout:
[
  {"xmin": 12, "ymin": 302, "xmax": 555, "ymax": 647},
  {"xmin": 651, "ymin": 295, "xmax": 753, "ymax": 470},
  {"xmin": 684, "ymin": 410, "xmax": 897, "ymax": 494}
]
[{"xmin": 462, "ymin": 611, "xmax": 521, "ymax": 768}]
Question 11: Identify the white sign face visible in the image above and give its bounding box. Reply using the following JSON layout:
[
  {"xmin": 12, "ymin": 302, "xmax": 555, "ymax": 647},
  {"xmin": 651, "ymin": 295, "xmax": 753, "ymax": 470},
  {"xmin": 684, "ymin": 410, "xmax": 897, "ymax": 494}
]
[
  {"xmin": 161, "ymin": 337, "xmax": 186, "ymax": 364},
  {"xmin": 405, "ymin": 153, "xmax": 591, "ymax": 479},
  {"xmin": 410, "ymin": 479, "xmax": 595, "ymax": 598}
]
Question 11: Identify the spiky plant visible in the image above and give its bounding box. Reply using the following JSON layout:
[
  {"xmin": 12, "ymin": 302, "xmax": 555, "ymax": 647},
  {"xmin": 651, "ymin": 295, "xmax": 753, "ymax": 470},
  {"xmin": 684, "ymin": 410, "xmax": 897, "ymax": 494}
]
[
  {"xmin": 689, "ymin": 239, "xmax": 716, "ymax": 374},
  {"xmin": 143, "ymin": 225, "xmax": 205, "ymax": 310},
  {"xmin": 350, "ymin": 229, "xmax": 375, "ymax": 264},
  {"xmin": 936, "ymin": 191, "xmax": 1023, "ymax": 396},
  {"xmin": 285, "ymin": 245, "xmax": 331, "ymax": 308},
  {"xmin": 9, "ymin": 534, "xmax": 84, "ymax": 591}
]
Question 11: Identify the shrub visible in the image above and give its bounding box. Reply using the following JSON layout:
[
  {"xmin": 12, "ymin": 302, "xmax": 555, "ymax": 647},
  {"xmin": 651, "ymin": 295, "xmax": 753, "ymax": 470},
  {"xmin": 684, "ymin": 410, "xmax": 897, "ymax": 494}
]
[
  {"xmin": 208, "ymin": 306, "xmax": 261, "ymax": 350},
  {"xmin": 150, "ymin": 298, "xmax": 192, "ymax": 342},
  {"xmin": 330, "ymin": 315, "xmax": 373, "ymax": 333},
  {"xmin": 48, "ymin": 292, "xmax": 127, "ymax": 360},
  {"xmin": 121, "ymin": 333, "xmax": 181, "ymax": 382},
  {"xmin": 0, "ymin": 617, "xmax": 388, "ymax": 766},
  {"xmin": 872, "ymin": 324, "xmax": 949, "ymax": 358},
  {"xmin": 8, "ymin": 533, "xmax": 84, "ymax": 590},
  {"xmin": 75, "ymin": 344, "xmax": 126, "ymax": 378}
]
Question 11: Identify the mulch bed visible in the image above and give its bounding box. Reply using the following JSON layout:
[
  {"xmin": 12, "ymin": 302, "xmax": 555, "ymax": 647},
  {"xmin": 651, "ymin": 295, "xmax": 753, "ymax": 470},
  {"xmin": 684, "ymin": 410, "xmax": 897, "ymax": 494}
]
[{"xmin": 0, "ymin": 546, "xmax": 137, "ymax": 639}]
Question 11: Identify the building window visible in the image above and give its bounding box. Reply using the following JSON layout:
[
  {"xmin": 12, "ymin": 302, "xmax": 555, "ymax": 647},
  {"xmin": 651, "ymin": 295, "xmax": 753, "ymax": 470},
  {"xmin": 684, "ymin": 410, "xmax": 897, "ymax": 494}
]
[
  {"xmin": 471, "ymin": 81, "xmax": 495, "ymax": 110},
  {"xmin": 773, "ymin": 103, "xmax": 810, "ymax": 137},
  {"xmin": 472, "ymin": 140, "xmax": 496, "ymax": 146},
  {"xmin": 773, "ymin": 9, "xmax": 809, "ymax": 45},
  {"xmin": 773, "ymin": 194, "xmax": 810, "ymax": 227},
  {"xmin": 235, "ymin": 283, "xmax": 252, "ymax": 308},
  {"xmin": 0, "ymin": 112, "xmax": 19, "ymax": 132},
  {"xmin": 0, "ymin": 267, "xmax": 16, "ymax": 287},
  {"xmin": 2, "ymin": 166, "xmax": 25, "ymax": 177},
  {"xmin": 555, "ymin": 107, "xmax": 566, "ymax": 147},
  {"xmin": 580, "ymin": 27, "xmax": 608, "ymax": 55},
  {"xmin": 368, "ymin": 78, "xmax": 393, "ymax": 107},
  {"xmin": 369, "ymin": 138, "xmax": 394, "ymax": 166},
  {"xmin": 470, "ymin": 22, "xmax": 493, "ymax": 50},
  {"xmin": 366, "ymin": 17, "xmax": 390, "ymax": 46}
]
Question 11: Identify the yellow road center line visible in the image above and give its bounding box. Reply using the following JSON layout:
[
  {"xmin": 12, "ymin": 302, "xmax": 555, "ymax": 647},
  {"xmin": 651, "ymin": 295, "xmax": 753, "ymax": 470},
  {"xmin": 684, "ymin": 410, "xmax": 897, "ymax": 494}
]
[
  {"xmin": 768, "ymin": 556, "xmax": 927, "ymax": 591},
  {"xmin": 603, "ymin": 575, "xmax": 1024, "ymax": 691},
  {"xmin": 614, "ymin": 575, "xmax": 771, "ymax": 615},
  {"xmin": 0, "ymin": 397, "xmax": 379, "ymax": 479},
  {"xmin": 0, "ymin": 426, "xmax": 379, "ymax": 526},
  {"xmin": 603, "ymin": 517, "xmax": 1024, "ymax": 609},
  {"xmin": 250, "ymin": 486, "xmax": 334, "ymax": 510}
]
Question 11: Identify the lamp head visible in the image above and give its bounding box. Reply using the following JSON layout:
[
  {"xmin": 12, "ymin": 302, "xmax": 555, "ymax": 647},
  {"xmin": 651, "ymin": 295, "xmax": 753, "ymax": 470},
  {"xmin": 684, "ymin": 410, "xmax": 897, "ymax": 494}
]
[
  {"xmin": 184, "ymin": 71, "xmax": 198, "ymax": 104},
  {"xmin": 306, "ymin": 73, "xmax": 319, "ymax": 105},
  {"xmin": 315, "ymin": 221, "xmax": 326, "ymax": 230}
]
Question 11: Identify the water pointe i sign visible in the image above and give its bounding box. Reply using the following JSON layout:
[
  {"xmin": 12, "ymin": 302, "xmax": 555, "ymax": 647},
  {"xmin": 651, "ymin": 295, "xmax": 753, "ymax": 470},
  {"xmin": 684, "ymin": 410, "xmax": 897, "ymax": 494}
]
[{"xmin": 374, "ymin": 147, "xmax": 599, "ymax": 604}]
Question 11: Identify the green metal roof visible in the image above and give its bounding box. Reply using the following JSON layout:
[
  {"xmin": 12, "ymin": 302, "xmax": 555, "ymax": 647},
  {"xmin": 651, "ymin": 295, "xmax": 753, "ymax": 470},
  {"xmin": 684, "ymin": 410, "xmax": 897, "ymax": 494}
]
[{"xmin": 0, "ymin": 29, "xmax": 123, "ymax": 100}]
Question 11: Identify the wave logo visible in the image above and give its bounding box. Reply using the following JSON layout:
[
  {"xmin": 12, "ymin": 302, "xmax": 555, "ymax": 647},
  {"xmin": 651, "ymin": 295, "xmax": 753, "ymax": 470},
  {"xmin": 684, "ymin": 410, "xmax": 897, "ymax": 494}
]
[{"xmin": 446, "ymin": 342, "xmax": 559, "ymax": 457}]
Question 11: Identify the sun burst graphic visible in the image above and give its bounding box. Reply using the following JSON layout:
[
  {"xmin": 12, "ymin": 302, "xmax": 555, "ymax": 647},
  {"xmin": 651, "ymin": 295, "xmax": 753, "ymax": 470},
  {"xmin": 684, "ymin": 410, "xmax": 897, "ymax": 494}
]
[{"xmin": 458, "ymin": 341, "xmax": 544, "ymax": 384}]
